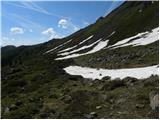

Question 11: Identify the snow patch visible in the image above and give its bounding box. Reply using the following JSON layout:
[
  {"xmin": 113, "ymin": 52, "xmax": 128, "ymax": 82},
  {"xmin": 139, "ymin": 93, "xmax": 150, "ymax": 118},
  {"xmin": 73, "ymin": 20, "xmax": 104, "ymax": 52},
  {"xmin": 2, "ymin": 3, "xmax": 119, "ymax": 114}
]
[
  {"xmin": 58, "ymin": 38, "xmax": 101, "ymax": 56},
  {"xmin": 107, "ymin": 31, "xmax": 116, "ymax": 38},
  {"xmin": 55, "ymin": 39, "xmax": 109, "ymax": 60},
  {"xmin": 45, "ymin": 39, "xmax": 72, "ymax": 53},
  {"xmin": 58, "ymin": 35, "xmax": 94, "ymax": 53},
  {"xmin": 64, "ymin": 65, "xmax": 159, "ymax": 80},
  {"xmin": 79, "ymin": 35, "xmax": 94, "ymax": 45},
  {"xmin": 87, "ymin": 40, "xmax": 109, "ymax": 54},
  {"xmin": 108, "ymin": 27, "xmax": 158, "ymax": 49}
]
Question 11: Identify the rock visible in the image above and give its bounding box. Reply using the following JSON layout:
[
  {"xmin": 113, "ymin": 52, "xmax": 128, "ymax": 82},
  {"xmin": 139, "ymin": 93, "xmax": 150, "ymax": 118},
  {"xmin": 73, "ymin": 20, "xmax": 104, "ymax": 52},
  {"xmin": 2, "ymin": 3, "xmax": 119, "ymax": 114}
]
[
  {"xmin": 135, "ymin": 104, "xmax": 144, "ymax": 109},
  {"xmin": 96, "ymin": 105, "xmax": 102, "ymax": 109},
  {"xmin": 63, "ymin": 95, "xmax": 72, "ymax": 103},
  {"xmin": 143, "ymin": 76, "xmax": 157, "ymax": 86},
  {"xmin": 99, "ymin": 94, "xmax": 108, "ymax": 101},
  {"xmin": 102, "ymin": 76, "xmax": 111, "ymax": 81},
  {"xmin": 29, "ymin": 98, "xmax": 34, "ymax": 102},
  {"xmin": 84, "ymin": 112, "xmax": 97, "ymax": 119},
  {"xmin": 124, "ymin": 77, "xmax": 138, "ymax": 86},
  {"xmin": 149, "ymin": 91, "xmax": 159, "ymax": 111},
  {"xmin": 89, "ymin": 112, "xmax": 97, "ymax": 118},
  {"xmin": 85, "ymin": 114, "xmax": 93, "ymax": 119},
  {"xmin": 4, "ymin": 107, "xmax": 10, "ymax": 113},
  {"xmin": 39, "ymin": 97, "xmax": 43, "ymax": 101},
  {"xmin": 101, "ymin": 79, "xmax": 124, "ymax": 91},
  {"xmin": 117, "ymin": 98, "xmax": 126, "ymax": 104},
  {"xmin": 9, "ymin": 104, "xmax": 17, "ymax": 110},
  {"xmin": 88, "ymin": 82, "xmax": 93, "ymax": 87},
  {"xmin": 15, "ymin": 100, "xmax": 22, "ymax": 106},
  {"xmin": 117, "ymin": 111, "xmax": 127, "ymax": 115},
  {"xmin": 110, "ymin": 99, "xmax": 114, "ymax": 103},
  {"xmin": 109, "ymin": 113, "xmax": 113, "ymax": 117},
  {"xmin": 21, "ymin": 87, "xmax": 25, "ymax": 91}
]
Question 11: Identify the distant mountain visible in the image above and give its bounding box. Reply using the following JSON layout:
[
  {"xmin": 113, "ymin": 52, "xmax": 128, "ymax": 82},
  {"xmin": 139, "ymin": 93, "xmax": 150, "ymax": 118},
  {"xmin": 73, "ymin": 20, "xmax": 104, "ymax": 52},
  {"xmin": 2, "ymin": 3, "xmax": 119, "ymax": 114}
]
[{"xmin": 1, "ymin": 1, "xmax": 159, "ymax": 119}]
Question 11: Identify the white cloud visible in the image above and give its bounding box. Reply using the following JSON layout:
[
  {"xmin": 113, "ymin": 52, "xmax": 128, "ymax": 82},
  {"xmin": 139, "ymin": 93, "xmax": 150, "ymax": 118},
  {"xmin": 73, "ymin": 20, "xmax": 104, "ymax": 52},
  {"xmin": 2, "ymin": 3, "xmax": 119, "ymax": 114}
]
[
  {"xmin": 10, "ymin": 27, "xmax": 24, "ymax": 34},
  {"xmin": 58, "ymin": 19, "xmax": 68, "ymax": 29},
  {"xmin": 42, "ymin": 28, "xmax": 61, "ymax": 39},
  {"xmin": 58, "ymin": 19, "xmax": 80, "ymax": 33}
]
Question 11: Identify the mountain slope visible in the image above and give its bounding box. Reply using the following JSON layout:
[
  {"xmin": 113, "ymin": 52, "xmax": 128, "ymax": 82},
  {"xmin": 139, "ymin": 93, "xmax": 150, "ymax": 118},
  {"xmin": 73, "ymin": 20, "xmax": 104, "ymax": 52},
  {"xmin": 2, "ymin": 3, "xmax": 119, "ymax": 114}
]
[
  {"xmin": 1, "ymin": 1, "xmax": 159, "ymax": 119},
  {"xmin": 43, "ymin": 1, "xmax": 158, "ymax": 65}
]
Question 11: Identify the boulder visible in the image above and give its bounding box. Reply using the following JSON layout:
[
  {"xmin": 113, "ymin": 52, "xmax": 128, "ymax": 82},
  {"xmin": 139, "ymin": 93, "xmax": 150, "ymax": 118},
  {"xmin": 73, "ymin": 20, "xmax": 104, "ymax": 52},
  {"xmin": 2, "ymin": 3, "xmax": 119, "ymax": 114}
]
[
  {"xmin": 4, "ymin": 107, "xmax": 10, "ymax": 113},
  {"xmin": 96, "ymin": 105, "xmax": 102, "ymax": 109},
  {"xmin": 9, "ymin": 104, "xmax": 17, "ymax": 110},
  {"xmin": 135, "ymin": 104, "xmax": 144, "ymax": 109},
  {"xmin": 63, "ymin": 95, "xmax": 72, "ymax": 103},
  {"xmin": 117, "ymin": 98, "xmax": 126, "ymax": 104},
  {"xmin": 149, "ymin": 91, "xmax": 159, "ymax": 111},
  {"xmin": 102, "ymin": 76, "xmax": 111, "ymax": 81},
  {"xmin": 85, "ymin": 112, "xmax": 97, "ymax": 118}
]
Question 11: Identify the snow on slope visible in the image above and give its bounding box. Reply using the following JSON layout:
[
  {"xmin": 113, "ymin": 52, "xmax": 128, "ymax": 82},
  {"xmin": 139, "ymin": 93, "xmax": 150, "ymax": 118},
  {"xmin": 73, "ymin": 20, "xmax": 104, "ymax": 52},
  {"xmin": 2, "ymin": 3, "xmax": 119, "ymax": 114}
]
[
  {"xmin": 107, "ymin": 31, "xmax": 116, "ymax": 38},
  {"xmin": 87, "ymin": 40, "xmax": 109, "ymax": 54},
  {"xmin": 64, "ymin": 65, "xmax": 159, "ymax": 80},
  {"xmin": 45, "ymin": 39, "xmax": 72, "ymax": 53},
  {"xmin": 58, "ymin": 38, "xmax": 101, "ymax": 56},
  {"xmin": 108, "ymin": 27, "xmax": 158, "ymax": 49},
  {"xmin": 58, "ymin": 45, "xmax": 77, "ymax": 53},
  {"xmin": 58, "ymin": 35, "xmax": 94, "ymax": 53},
  {"xmin": 79, "ymin": 35, "xmax": 94, "ymax": 45},
  {"xmin": 55, "ymin": 39, "xmax": 109, "ymax": 60}
]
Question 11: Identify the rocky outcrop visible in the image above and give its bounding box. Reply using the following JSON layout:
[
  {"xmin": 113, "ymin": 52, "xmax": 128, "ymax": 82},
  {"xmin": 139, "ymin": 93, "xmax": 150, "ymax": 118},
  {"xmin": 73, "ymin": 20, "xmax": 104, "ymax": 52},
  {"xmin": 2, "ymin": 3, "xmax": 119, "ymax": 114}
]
[{"xmin": 149, "ymin": 91, "xmax": 159, "ymax": 111}]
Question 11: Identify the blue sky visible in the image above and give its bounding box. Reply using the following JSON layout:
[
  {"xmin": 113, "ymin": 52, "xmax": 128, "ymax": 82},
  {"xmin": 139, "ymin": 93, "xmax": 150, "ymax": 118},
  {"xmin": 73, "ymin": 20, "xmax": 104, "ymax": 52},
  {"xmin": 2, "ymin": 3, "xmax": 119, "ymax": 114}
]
[{"xmin": 1, "ymin": 1, "xmax": 124, "ymax": 46}]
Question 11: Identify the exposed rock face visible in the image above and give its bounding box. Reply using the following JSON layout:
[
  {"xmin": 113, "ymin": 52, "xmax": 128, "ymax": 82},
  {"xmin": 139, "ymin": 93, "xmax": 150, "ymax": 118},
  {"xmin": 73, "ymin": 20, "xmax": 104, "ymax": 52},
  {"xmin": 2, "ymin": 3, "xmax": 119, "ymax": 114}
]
[{"xmin": 149, "ymin": 91, "xmax": 159, "ymax": 111}]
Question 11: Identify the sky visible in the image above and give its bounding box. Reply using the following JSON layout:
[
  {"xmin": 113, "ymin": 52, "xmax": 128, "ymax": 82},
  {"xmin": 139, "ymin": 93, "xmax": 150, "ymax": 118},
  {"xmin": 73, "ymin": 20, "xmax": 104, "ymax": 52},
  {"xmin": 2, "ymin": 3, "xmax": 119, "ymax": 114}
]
[{"xmin": 1, "ymin": 1, "xmax": 124, "ymax": 46}]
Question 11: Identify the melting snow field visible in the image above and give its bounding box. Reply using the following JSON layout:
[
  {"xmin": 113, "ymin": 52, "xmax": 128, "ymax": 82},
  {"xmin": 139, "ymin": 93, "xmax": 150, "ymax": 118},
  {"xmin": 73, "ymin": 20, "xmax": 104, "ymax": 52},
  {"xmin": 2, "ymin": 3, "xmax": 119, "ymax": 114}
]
[
  {"xmin": 63, "ymin": 65, "xmax": 159, "ymax": 80},
  {"xmin": 108, "ymin": 27, "xmax": 158, "ymax": 49},
  {"xmin": 58, "ymin": 38, "xmax": 101, "ymax": 56},
  {"xmin": 55, "ymin": 39, "xmax": 109, "ymax": 60}
]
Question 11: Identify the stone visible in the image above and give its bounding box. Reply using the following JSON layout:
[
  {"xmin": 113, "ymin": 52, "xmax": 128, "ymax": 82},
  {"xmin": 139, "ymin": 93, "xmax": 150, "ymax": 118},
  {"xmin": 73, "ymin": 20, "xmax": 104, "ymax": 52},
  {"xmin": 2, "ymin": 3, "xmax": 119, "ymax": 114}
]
[
  {"xmin": 96, "ymin": 105, "xmax": 102, "ymax": 109},
  {"xmin": 84, "ymin": 111, "xmax": 97, "ymax": 119},
  {"xmin": 149, "ymin": 91, "xmax": 159, "ymax": 111},
  {"xmin": 117, "ymin": 98, "xmax": 125, "ymax": 104},
  {"xmin": 29, "ymin": 98, "xmax": 34, "ymax": 102},
  {"xmin": 85, "ymin": 114, "xmax": 92, "ymax": 119},
  {"xmin": 9, "ymin": 104, "xmax": 17, "ymax": 110},
  {"xmin": 135, "ymin": 104, "xmax": 144, "ymax": 109},
  {"xmin": 4, "ymin": 107, "xmax": 10, "ymax": 113},
  {"xmin": 63, "ymin": 95, "xmax": 72, "ymax": 103},
  {"xmin": 99, "ymin": 94, "xmax": 108, "ymax": 101},
  {"xmin": 89, "ymin": 112, "xmax": 97, "ymax": 118},
  {"xmin": 15, "ymin": 100, "xmax": 22, "ymax": 106},
  {"xmin": 88, "ymin": 82, "xmax": 93, "ymax": 87},
  {"xmin": 102, "ymin": 76, "xmax": 111, "ymax": 81}
]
